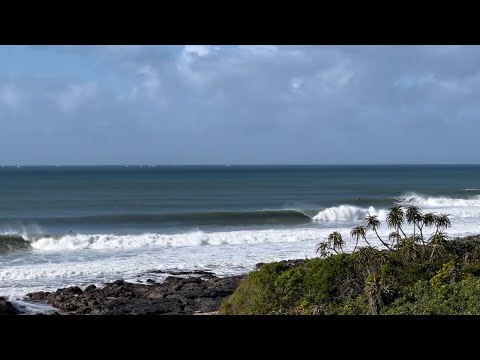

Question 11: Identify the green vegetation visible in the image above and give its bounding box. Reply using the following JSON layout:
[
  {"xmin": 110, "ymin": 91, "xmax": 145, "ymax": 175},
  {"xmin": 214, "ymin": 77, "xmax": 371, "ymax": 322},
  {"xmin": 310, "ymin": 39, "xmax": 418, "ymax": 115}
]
[{"xmin": 220, "ymin": 205, "xmax": 480, "ymax": 315}]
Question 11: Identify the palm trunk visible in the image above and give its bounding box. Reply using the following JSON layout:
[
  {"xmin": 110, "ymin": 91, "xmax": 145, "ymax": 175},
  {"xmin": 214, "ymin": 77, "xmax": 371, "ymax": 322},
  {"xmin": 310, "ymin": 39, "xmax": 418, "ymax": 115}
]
[
  {"xmin": 374, "ymin": 229, "xmax": 393, "ymax": 250},
  {"xmin": 366, "ymin": 285, "xmax": 380, "ymax": 315},
  {"xmin": 429, "ymin": 244, "xmax": 437, "ymax": 263},
  {"xmin": 363, "ymin": 236, "xmax": 373, "ymax": 248},
  {"xmin": 368, "ymin": 294, "xmax": 379, "ymax": 314},
  {"xmin": 398, "ymin": 225, "xmax": 407, "ymax": 239},
  {"xmin": 390, "ymin": 232, "xmax": 398, "ymax": 248},
  {"xmin": 353, "ymin": 237, "xmax": 359, "ymax": 252},
  {"xmin": 417, "ymin": 223, "xmax": 425, "ymax": 245}
]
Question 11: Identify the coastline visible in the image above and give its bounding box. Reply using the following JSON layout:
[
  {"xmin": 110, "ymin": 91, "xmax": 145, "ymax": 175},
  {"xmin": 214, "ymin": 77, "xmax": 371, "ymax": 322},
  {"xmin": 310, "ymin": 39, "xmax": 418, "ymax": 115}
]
[
  {"xmin": 2, "ymin": 272, "xmax": 245, "ymax": 315},
  {"xmin": 1, "ymin": 260, "xmax": 304, "ymax": 315}
]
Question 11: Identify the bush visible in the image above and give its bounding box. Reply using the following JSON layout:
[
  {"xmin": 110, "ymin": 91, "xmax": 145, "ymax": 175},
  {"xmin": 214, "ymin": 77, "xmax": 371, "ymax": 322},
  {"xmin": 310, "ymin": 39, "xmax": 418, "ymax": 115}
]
[
  {"xmin": 220, "ymin": 254, "xmax": 357, "ymax": 314},
  {"xmin": 220, "ymin": 235, "xmax": 480, "ymax": 315}
]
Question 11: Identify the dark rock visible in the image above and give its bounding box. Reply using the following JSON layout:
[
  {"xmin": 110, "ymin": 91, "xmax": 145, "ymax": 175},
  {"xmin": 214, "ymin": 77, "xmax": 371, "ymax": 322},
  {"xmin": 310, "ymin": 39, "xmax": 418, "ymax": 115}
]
[
  {"xmin": 84, "ymin": 285, "xmax": 96, "ymax": 292},
  {"xmin": 26, "ymin": 291, "xmax": 51, "ymax": 301},
  {"xmin": 255, "ymin": 259, "xmax": 305, "ymax": 270},
  {"xmin": 0, "ymin": 297, "xmax": 21, "ymax": 315},
  {"xmin": 35, "ymin": 274, "xmax": 245, "ymax": 315},
  {"xmin": 279, "ymin": 259, "xmax": 306, "ymax": 268},
  {"xmin": 146, "ymin": 269, "xmax": 215, "ymax": 277}
]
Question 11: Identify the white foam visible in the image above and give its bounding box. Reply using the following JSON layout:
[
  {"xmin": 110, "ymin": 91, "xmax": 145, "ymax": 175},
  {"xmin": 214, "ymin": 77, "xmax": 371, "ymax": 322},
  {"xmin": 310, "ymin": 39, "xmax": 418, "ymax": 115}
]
[
  {"xmin": 0, "ymin": 227, "xmax": 347, "ymax": 304},
  {"xmin": 398, "ymin": 193, "xmax": 480, "ymax": 207},
  {"xmin": 7, "ymin": 193, "xmax": 480, "ymax": 313},
  {"xmin": 31, "ymin": 232, "xmax": 204, "ymax": 251},
  {"xmin": 30, "ymin": 228, "xmax": 331, "ymax": 252},
  {"xmin": 313, "ymin": 205, "xmax": 388, "ymax": 221}
]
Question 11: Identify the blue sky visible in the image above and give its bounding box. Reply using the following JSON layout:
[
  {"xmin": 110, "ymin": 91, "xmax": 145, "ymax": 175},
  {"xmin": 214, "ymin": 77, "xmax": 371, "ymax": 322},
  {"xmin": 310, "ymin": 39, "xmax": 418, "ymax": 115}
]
[{"xmin": 1, "ymin": 45, "xmax": 479, "ymax": 165}]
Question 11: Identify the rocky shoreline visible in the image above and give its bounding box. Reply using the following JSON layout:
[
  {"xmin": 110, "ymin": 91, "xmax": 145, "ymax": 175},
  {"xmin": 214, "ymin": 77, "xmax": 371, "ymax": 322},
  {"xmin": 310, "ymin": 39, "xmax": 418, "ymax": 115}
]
[
  {"xmin": 1, "ymin": 273, "xmax": 245, "ymax": 315},
  {"xmin": 0, "ymin": 260, "xmax": 304, "ymax": 315},
  {"xmin": 0, "ymin": 297, "xmax": 21, "ymax": 315}
]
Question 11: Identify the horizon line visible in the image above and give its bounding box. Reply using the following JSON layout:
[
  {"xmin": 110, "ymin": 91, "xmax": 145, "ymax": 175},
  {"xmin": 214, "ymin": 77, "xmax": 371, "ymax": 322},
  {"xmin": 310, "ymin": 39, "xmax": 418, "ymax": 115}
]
[{"xmin": 1, "ymin": 163, "xmax": 480, "ymax": 167}]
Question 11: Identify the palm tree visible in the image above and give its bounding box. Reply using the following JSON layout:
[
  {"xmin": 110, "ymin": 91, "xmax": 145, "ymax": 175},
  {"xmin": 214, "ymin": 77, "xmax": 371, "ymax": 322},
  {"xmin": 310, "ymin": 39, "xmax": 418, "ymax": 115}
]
[
  {"xmin": 386, "ymin": 205, "xmax": 407, "ymax": 239},
  {"xmin": 364, "ymin": 273, "xmax": 394, "ymax": 315},
  {"xmin": 365, "ymin": 278, "xmax": 381, "ymax": 315},
  {"xmin": 435, "ymin": 214, "xmax": 451, "ymax": 233},
  {"xmin": 316, "ymin": 232, "xmax": 345, "ymax": 257},
  {"xmin": 364, "ymin": 214, "xmax": 392, "ymax": 250},
  {"xmin": 415, "ymin": 215, "xmax": 426, "ymax": 245},
  {"xmin": 315, "ymin": 241, "xmax": 330, "ymax": 258},
  {"xmin": 428, "ymin": 231, "xmax": 451, "ymax": 262},
  {"xmin": 396, "ymin": 237, "xmax": 421, "ymax": 261},
  {"xmin": 429, "ymin": 230, "xmax": 451, "ymax": 246},
  {"xmin": 353, "ymin": 246, "xmax": 389, "ymax": 275},
  {"xmin": 327, "ymin": 231, "xmax": 345, "ymax": 254},
  {"xmin": 406, "ymin": 205, "xmax": 422, "ymax": 240},
  {"xmin": 423, "ymin": 212, "xmax": 437, "ymax": 228},
  {"xmin": 350, "ymin": 225, "xmax": 367, "ymax": 252},
  {"xmin": 389, "ymin": 231, "xmax": 401, "ymax": 248},
  {"xmin": 421, "ymin": 212, "xmax": 437, "ymax": 245}
]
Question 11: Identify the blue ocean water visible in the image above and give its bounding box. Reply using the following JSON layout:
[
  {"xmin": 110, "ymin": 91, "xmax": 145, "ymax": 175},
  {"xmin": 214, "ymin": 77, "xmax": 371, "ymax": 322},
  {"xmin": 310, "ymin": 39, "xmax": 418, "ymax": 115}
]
[{"xmin": 2, "ymin": 165, "xmax": 480, "ymax": 310}]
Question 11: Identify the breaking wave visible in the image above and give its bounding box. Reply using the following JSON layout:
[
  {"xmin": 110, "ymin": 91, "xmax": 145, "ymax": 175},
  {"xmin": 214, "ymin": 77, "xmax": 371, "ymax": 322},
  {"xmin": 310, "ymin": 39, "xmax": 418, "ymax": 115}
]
[
  {"xmin": 397, "ymin": 193, "xmax": 480, "ymax": 207},
  {"xmin": 0, "ymin": 209, "xmax": 312, "ymax": 228},
  {"xmin": 313, "ymin": 205, "xmax": 388, "ymax": 221},
  {"xmin": 0, "ymin": 234, "xmax": 31, "ymax": 252}
]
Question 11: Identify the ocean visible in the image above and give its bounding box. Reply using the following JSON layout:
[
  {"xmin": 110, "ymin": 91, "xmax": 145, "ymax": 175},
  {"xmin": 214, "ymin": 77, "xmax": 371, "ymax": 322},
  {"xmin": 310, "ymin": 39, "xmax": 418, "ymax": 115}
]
[{"xmin": 2, "ymin": 164, "xmax": 480, "ymax": 312}]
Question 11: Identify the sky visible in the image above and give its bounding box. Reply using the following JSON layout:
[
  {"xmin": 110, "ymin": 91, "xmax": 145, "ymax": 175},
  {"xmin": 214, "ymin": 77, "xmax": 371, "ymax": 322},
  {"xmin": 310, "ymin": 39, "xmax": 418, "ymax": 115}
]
[{"xmin": 1, "ymin": 45, "xmax": 479, "ymax": 165}]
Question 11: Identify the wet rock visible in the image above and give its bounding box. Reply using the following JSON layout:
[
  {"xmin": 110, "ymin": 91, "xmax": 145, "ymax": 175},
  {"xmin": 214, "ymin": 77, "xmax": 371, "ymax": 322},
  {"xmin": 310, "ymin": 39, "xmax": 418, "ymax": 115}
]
[
  {"xmin": 33, "ymin": 274, "xmax": 245, "ymax": 315},
  {"xmin": 0, "ymin": 297, "xmax": 21, "ymax": 315},
  {"xmin": 26, "ymin": 291, "xmax": 51, "ymax": 301},
  {"xmin": 279, "ymin": 259, "xmax": 306, "ymax": 268},
  {"xmin": 84, "ymin": 285, "xmax": 96, "ymax": 292},
  {"xmin": 255, "ymin": 259, "xmax": 305, "ymax": 270}
]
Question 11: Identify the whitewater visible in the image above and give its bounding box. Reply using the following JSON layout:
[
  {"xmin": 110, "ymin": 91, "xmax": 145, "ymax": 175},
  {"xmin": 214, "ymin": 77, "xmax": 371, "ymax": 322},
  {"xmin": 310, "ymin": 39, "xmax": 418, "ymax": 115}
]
[
  {"xmin": 2, "ymin": 165, "xmax": 480, "ymax": 313},
  {"xmin": 2, "ymin": 192, "xmax": 480, "ymax": 312}
]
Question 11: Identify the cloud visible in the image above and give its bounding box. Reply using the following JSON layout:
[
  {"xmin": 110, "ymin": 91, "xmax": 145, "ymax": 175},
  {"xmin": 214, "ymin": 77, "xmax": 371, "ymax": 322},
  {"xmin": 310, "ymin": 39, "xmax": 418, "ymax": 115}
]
[
  {"xmin": 49, "ymin": 82, "xmax": 98, "ymax": 113},
  {"xmin": 0, "ymin": 84, "xmax": 22, "ymax": 108},
  {"xmin": 3, "ymin": 45, "xmax": 480, "ymax": 164}
]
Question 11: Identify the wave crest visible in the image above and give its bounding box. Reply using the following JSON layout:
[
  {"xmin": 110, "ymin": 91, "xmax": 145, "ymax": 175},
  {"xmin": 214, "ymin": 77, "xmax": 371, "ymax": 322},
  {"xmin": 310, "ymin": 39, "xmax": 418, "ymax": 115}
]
[
  {"xmin": 0, "ymin": 210, "xmax": 312, "ymax": 228},
  {"xmin": 397, "ymin": 193, "xmax": 480, "ymax": 207},
  {"xmin": 313, "ymin": 205, "xmax": 388, "ymax": 221},
  {"xmin": 0, "ymin": 234, "xmax": 31, "ymax": 252},
  {"xmin": 29, "ymin": 228, "xmax": 332, "ymax": 252}
]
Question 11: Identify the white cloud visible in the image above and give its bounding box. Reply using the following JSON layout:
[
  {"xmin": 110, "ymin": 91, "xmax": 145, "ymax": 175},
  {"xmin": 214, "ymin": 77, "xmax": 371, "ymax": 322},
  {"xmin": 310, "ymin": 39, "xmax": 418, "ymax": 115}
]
[
  {"xmin": 124, "ymin": 65, "xmax": 162, "ymax": 102},
  {"xmin": 394, "ymin": 72, "xmax": 474, "ymax": 95},
  {"xmin": 291, "ymin": 77, "xmax": 303, "ymax": 92},
  {"xmin": 313, "ymin": 61, "xmax": 355, "ymax": 95},
  {"xmin": 177, "ymin": 45, "xmax": 214, "ymax": 87},
  {"xmin": 50, "ymin": 82, "xmax": 98, "ymax": 113},
  {"xmin": 6, "ymin": 45, "xmax": 480, "ymax": 164},
  {"xmin": 0, "ymin": 85, "xmax": 21, "ymax": 108},
  {"xmin": 184, "ymin": 45, "xmax": 210, "ymax": 57}
]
